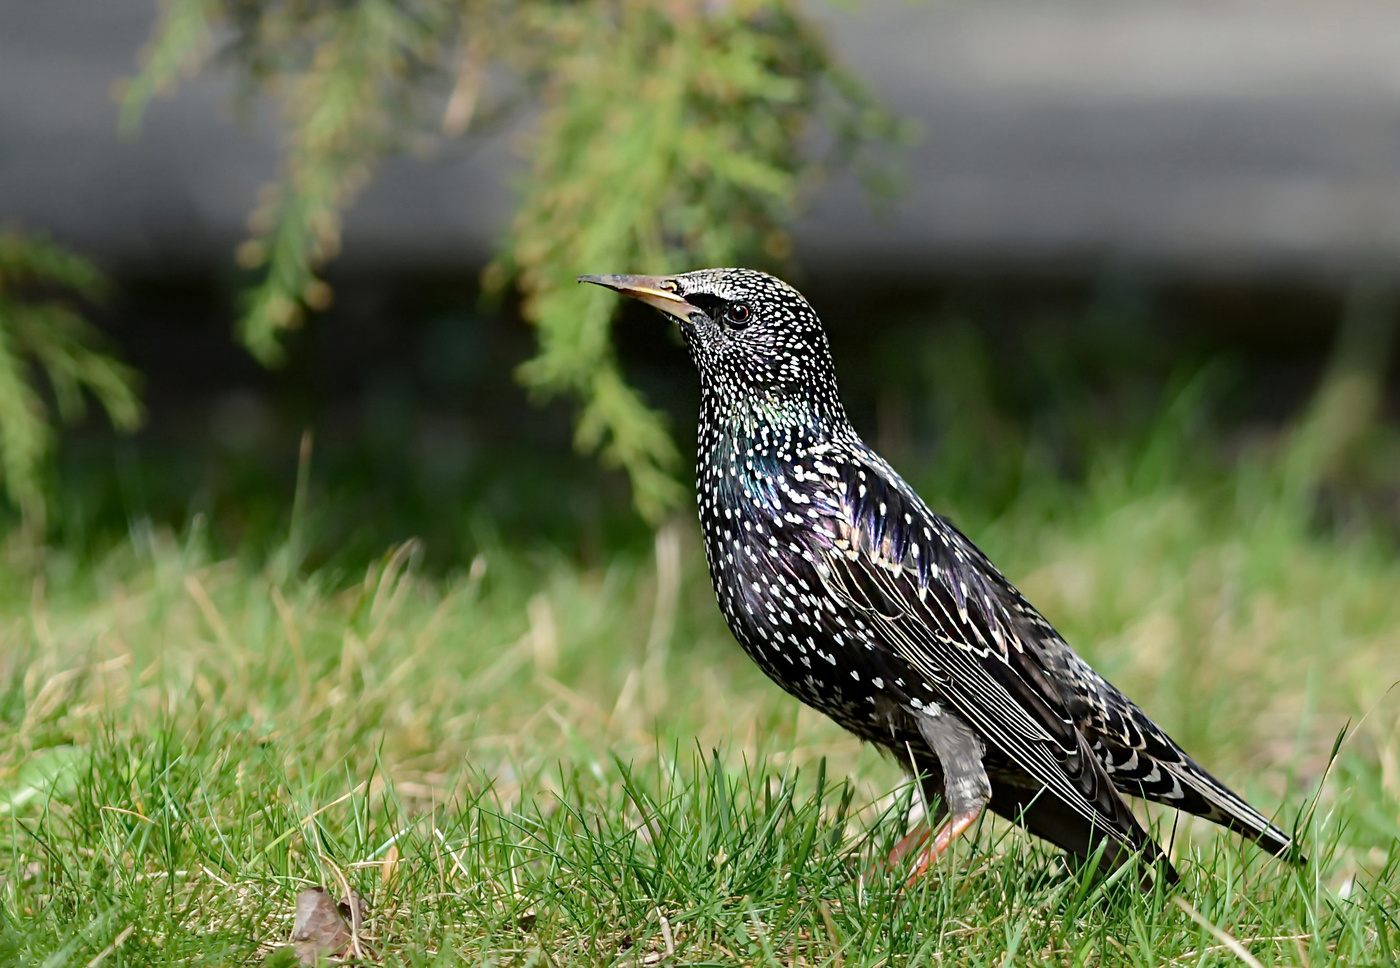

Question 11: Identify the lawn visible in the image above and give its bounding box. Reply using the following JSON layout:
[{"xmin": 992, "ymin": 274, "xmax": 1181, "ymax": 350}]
[{"xmin": 2, "ymin": 412, "xmax": 1399, "ymax": 966}]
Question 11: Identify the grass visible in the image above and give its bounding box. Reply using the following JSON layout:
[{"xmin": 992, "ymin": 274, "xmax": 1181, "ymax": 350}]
[{"xmin": 3, "ymin": 404, "xmax": 1400, "ymax": 966}]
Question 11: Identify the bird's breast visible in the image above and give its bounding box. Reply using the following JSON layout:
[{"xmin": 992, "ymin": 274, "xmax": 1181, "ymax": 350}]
[{"xmin": 694, "ymin": 439, "xmax": 909, "ymax": 737}]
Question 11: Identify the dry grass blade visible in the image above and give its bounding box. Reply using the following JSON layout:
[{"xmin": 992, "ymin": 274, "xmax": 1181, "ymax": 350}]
[
  {"xmin": 820, "ymin": 900, "xmax": 844, "ymax": 968},
  {"xmin": 1171, "ymin": 897, "xmax": 1264, "ymax": 968},
  {"xmin": 84, "ymin": 924, "xmax": 134, "ymax": 968}
]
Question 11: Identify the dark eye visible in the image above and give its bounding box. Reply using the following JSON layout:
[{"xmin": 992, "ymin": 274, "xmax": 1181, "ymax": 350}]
[{"xmin": 725, "ymin": 303, "xmax": 752, "ymax": 328}]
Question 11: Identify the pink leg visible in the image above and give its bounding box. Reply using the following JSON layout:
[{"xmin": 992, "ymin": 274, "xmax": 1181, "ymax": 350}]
[
  {"xmin": 886, "ymin": 823, "xmax": 932, "ymax": 868},
  {"xmin": 863, "ymin": 820, "xmax": 931, "ymax": 881},
  {"xmin": 906, "ymin": 808, "xmax": 983, "ymax": 885}
]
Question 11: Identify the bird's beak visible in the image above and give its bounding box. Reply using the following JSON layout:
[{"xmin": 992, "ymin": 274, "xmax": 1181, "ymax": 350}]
[{"xmin": 577, "ymin": 273, "xmax": 696, "ymax": 323}]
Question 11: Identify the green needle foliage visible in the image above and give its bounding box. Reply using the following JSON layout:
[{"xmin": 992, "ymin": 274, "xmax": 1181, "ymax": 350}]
[
  {"xmin": 120, "ymin": 0, "xmax": 903, "ymax": 519},
  {"xmin": 0, "ymin": 231, "xmax": 143, "ymax": 529}
]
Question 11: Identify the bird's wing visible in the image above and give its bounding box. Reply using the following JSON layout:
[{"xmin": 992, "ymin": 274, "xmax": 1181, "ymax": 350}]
[
  {"xmin": 801, "ymin": 446, "xmax": 1158, "ymax": 856},
  {"xmin": 882, "ymin": 489, "xmax": 1303, "ymax": 861},
  {"xmin": 976, "ymin": 564, "xmax": 1301, "ymax": 859}
]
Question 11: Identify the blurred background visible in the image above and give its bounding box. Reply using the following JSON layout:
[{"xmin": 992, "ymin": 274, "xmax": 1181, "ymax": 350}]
[{"xmin": 2, "ymin": 0, "xmax": 1399, "ymax": 565}]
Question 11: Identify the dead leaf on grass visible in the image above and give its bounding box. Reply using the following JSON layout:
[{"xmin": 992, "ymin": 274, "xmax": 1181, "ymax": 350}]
[{"xmin": 288, "ymin": 886, "xmax": 368, "ymax": 965}]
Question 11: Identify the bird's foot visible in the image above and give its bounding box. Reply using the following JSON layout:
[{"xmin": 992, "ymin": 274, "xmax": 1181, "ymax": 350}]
[
  {"xmin": 886, "ymin": 824, "xmax": 932, "ymax": 868},
  {"xmin": 905, "ymin": 808, "xmax": 982, "ymax": 885},
  {"xmin": 863, "ymin": 823, "xmax": 930, "ymax": 882}
]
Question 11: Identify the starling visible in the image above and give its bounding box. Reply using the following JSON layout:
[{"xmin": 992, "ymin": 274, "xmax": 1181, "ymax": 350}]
[{"xmin": 580, "ymin": 268, "xmax": 1302, "ymax": 883}]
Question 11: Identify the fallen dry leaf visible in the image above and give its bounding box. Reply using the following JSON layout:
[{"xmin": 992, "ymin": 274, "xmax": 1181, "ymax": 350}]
[{"xmin": 289, "ymin": 886, "xmax": 366, "ymax": 965}]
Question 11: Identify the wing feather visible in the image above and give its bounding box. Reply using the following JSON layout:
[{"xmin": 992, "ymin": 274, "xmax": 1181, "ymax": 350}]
[
  {"xmin": 940, "ymin": 520, "xmax": 1302, "ymax": 860},
  {"xmin": 808, "ymin": 448, "xmax": 1160, "ymax": 856}
]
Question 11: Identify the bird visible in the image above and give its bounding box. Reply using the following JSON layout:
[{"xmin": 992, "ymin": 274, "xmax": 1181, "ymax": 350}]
[{"xmin": 579, "ymin": 268, "xmax": 1303, "ymax": 885}]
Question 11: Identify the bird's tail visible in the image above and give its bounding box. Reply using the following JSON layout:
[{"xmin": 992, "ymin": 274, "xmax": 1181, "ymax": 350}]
[
  {"xmin": 1162, "ymin": 759, "xmax": 1306, "ymax": 863},
  {"xmin": 989, "ymin": 780, "xmax": 1182, "ymax": 887}
]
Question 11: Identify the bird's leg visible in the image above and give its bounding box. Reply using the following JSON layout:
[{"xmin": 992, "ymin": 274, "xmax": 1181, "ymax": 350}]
[
  {"xmin": 885, "ymin": 823, "xmax": 931, "ymax": 867},
  {"xmin": 906, "ymin": 807, "xmax": 983, "ymax": 884},
  {"xmin": 873, "ymin": 729, "xmax": 946, "ymax": 876},
  {"xmin": 883, "ymin": 775, "xmax": 945, "ymax": 869},
  {"xmin": 904, "ymin": 706, "xmax": 991, "ymax": 885}
]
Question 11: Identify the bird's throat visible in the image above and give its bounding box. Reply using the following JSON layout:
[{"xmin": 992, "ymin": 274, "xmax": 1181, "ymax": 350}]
[
  {"xmin": 698, "ymin": 391, "xmax": 850, "ymax": 516},
  {"xmin": 699, "ymin": 385, "xmax": 848, "ymax": 450}
]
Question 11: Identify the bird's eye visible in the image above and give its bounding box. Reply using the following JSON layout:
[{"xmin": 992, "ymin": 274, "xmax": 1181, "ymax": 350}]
[{"xmin": 725, "ymin": 303, "xmax": 752, "ymax": 328}]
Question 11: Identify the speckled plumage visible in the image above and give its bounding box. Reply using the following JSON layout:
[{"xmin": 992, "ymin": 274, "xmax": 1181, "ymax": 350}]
[{"xmin": 581, "ymin": 268, "xmax": 1302, "ymax": 880}]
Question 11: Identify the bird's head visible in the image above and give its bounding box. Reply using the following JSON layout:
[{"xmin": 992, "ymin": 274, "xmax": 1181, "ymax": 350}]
[{"xmin": 579, "ymin": 268, "xmax": 846, "ymax": 434}]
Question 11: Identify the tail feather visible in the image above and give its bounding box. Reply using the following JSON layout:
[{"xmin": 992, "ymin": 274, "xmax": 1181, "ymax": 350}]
[
  {"xmin": 1101, "ymin": 740, "xmax": 1304, "ymax": 862},
  {"xmin": 1160, "ymin": 760, "xmax": 1304, "ymax": 863},
  {"xmin": 1048, "ymin": 662, "xmax": 1306, "ymax": 864},
  {"xmin": 984, "ymin": 574, "xmax": 1305, "ymax": 865}
]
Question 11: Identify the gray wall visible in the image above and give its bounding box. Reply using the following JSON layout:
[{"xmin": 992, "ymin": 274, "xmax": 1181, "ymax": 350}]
[{"xmin": 6, "ymin": 0, "xmax": 1400, "ymax": 281}]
